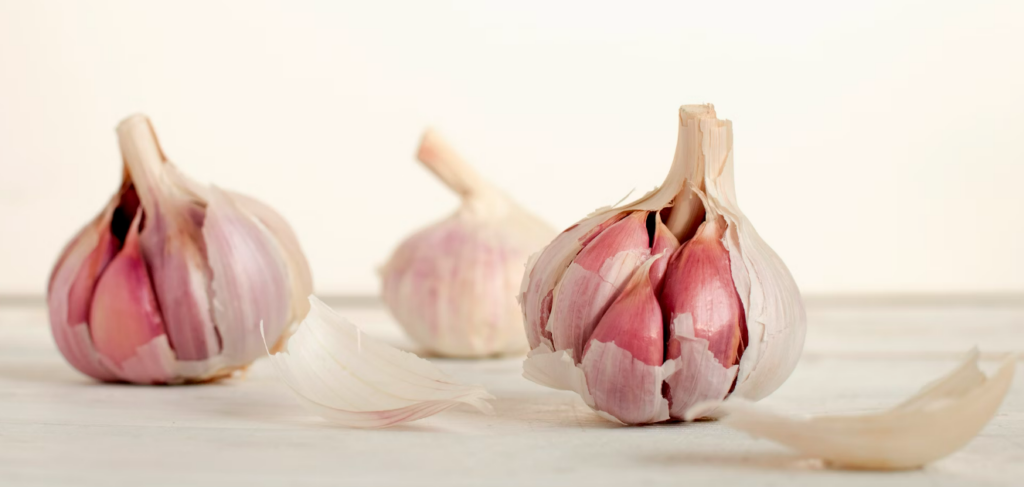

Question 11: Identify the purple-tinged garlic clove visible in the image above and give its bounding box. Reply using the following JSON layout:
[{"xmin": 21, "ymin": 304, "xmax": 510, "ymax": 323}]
[
  {"xmin": 117, "ymin": 116, "xmax": 221, "ymax": 361},
  {"xmin": 549, "ymin": 211, "xmax": 651, "ymax": 363},
  {"xmin": 660, "ymin": 216, "xmax": 746, "ymax": 368},
  {"xmin": 88, "ymin": 211, "xmax": 166, "ymax": 369},
  {"xmin": 581, "ymin": 257, "xmax": 669, "ymax": 424},
  {"xmin": 649, "ymin": 212, "xmax": 680, "ymax": 290}
]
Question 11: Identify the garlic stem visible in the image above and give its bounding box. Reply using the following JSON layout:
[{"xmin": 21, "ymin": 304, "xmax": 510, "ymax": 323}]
[
  {"xmin": 416, "ymin": 129, "xmax": 491, "ymax": 200},
  {"xmin": 116, "ymin": 115, "xmax": 169, "ymax": 214},
  {"xmin": 664, "ymin": 105, "xmax": 716, "ymax": 241}
]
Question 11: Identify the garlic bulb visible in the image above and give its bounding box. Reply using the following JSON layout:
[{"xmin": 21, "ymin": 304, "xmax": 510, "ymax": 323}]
[
  {"xmin": 520, "ymin": 104, "xmax": 805, "ymax": 425},
  {"xmin": 686, "ymin": 349, "xmax": 1016, "ymax": 470},
  {"xmin": 265, "ymin": 296, "xmax": 495, "ymax": 429},
  {"xmin": 381, "ymin": 130, "xmax": 555, "ymax": 357},
  {"xmin": 47, "ymin": 114, "xmax": 313, "ymax": 384}
]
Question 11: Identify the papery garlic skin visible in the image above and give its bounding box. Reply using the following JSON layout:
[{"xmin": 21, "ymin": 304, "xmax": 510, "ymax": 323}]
[
  {"xmin": 520, "ymin": 105, "xmax": 805, "ymax": 424},
  {"xmin": 381, "ymin": 130, "xmax": 555, "ymax": 357},
  {"xmin": 265, "ymin": 296, "xmax": 495, "ymax": 429},
  {"xmin": 686, "ymin": 349, "xmax": 1017, "ymax": 470},
  {"xmin": 47, "ymin": 114, "xmax": 313, "ymax": 384}
]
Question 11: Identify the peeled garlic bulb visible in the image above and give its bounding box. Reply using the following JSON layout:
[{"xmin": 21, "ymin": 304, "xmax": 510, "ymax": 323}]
[
  {"xmin": 380, "ymin": 130, "xmax": 555, "ymax": 357},
  {"xmin": 520, "ymin": 104, "xmax": 805, "ymax": 425},
  {"xmin": 47, "ymin": 114, "xmax": 313, "ymax": 384}
]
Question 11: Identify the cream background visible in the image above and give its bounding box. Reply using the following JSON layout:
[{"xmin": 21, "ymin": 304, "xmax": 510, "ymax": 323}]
[{"xmin": 0, "ymin": 0, "xmax": 1022, "ymax": 296}]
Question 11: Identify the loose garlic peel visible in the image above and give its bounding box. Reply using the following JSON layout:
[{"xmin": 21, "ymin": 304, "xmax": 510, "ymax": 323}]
[
  {"xmin": 264, "ymin": 296, "xmax": 495, "ymax": 429},
  {"xmin": 685, "ymin": 349, "xmax": 1017, "ymax": 470},
  {"xmin": 520, "ymin": 104, "xmax": 805, "ymax": 424},
  {"xmin": 380, "ymin": 130, "xmax": 555, "ymax": 357}
]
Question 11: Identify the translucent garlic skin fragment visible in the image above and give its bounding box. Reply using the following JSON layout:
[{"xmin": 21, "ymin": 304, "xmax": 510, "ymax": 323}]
[
  {"xmin": 687, "ymin": 349, "xmax": 1017, "ymax": 470},
  {"xmin": 380, "ymin": 130, "xmax": 555, "ymax": 357},
  {"xmin": 520, "ymin": 105, "xmax": 805, "ymax": 425},
  {"xmin": 47, "ymin": 115, "xmax": 313, "ymax": 384},
  {"xmin": 265, "ymin": 296, "xmax": 495, "ymax": 429}
]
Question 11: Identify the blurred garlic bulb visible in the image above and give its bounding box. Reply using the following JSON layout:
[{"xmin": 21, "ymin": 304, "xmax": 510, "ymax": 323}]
[
  {"xmin": 519, "ymin": 105, "xmax": 805, "ymax": 424},
  {"xmin": 47, "ymin": 115, "xmax": 312, "ymax": 384},
  {"xmin": 381, "ymin": 130, "xmax": 555, "ymax": 357}
]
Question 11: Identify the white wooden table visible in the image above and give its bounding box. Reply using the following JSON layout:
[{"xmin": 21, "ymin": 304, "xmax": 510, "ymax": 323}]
[{"xmin": 1, "ymin": 299, "xmax": 1021, "ymax": 486}]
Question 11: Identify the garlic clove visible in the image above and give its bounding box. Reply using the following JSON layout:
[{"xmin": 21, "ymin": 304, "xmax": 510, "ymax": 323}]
[
  {"xmin": 117, "ymin": 115, "xmax": 220, "ymax": 361},
  {"xmin": 203, "ymin": 186, "xmax": 290, "ymax": 362},
  {"xmin": 549, "ymin": 211, "xmax": 651, "ymax": 362},
  {"xmin": 66, "ymin": 213, "xmax": 119, "ymax": 327},
  {"xmin": 381, "ymin": 130, "xmax": 555, "ymax": 357},
  {"xmin": 583, "ymin": 256, "xmax": 665, "ymax": 366},
  {"xmin": 228, "ymin": 191, "xmax": 314, "ymax": 333},
  {"xmin": 649, "ymin": 212, "xmax": 680, "ymax": 289},
  {"xmin": 520, "ymin": 213, "xmax": 615, "ymax": 349},
  {"xmin": 686, "ymin": 349, "xmax": 1017, "ymax": 470},
  {"xmin": 47, "ymin": 208, "xmax": 119, "ymax": 382},
  {"xmin": 265, "ymin": 296, "xmax": 495, "ymax": 428},
  {"xmin": 660, "ymin": 216, "xmax": 746, "ymax": 367},
  {"xmin": 581, "ymin": 257, "xmax": 672, "ymax": 424},
  {"xmin": 88, "ymin": 210, "xmax": 167, "ymax": 367},
  {"xmin": 664, "ymin": 313, "xmax": 738, "ymax": 420},
  {"xmin": 570, "ymin": 211, "xmax": 651, "ymax": 273}
]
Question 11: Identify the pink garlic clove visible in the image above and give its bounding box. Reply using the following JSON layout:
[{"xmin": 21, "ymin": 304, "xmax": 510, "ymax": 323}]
[
  {"xmin": 228, "ymin": 190, "xmax": 314, "ymax": 332},
  {"xmin": 66, "ymin": 215, "xmax": 118, "ymax": 326},
  {"xmin": 520, "ymin": 213, "xmax": 613, "ymax": 349},
  {"xmin": 117, "ymin": 116, "xmax": 221, "ymax": 361},
  {"xmin": 88, "ymin": 211, "xmax": 167, "ymax": 367},
  {"xmin": 581, "ymin": 257, "xmax": 668, "ymax": 424},
  {"xmin": 203, "ymin": 186, "xmax": 291, "ymax": 361},
  {"xmin": 660, "ymin": 216, "xmax": 747, "ymax": 367},
  {"xmin": 47, "ymin": 210, "xmax": 119, "ymax": 382},
  {"xmin": 570, "ymin": 211, "xmax": 650, "ymax": 273},
  {"xmin": 549, "ymin": 211, "xmax": 651, "ymax": 362},
  {"xmin": 649, "ymin": 212, "xmax": 680, "ymax": 290},
  {"xmin": 663, "ymin": 314, "xmax": 739, "ymax": 420}
]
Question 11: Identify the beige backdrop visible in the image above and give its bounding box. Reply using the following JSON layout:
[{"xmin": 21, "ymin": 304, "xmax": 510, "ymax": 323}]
[{"xmin": 1, "ymin": 0, "xmax": 1021, "ymax": 296}]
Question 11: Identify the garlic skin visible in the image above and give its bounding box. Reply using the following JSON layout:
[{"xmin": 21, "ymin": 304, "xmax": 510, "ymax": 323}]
[
  {"xmin": 265, "ymin": 296, "xmax": 495, "ymax": 429},
  {"xmin": 381, "ymin": 130, "xmax": 555, "ymax": 357},
  {"xmin": 520, "ymin": 105, "xmax": 805, "ymax": 424},
  {"xmin": 686, "ymin": 349, "xmax": 1016, "ymax": 470},
  {"xmin": 47, "ymin": 114, "xmax": 313, "ymax": 384}
]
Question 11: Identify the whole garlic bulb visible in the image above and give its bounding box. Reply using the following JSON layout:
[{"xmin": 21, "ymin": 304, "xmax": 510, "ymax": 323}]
[
  {"xmin": 47, "ymin": 115, "xmax": 313, "ymax": 384},
  {"xmin": 519, "ymin": 105, "xmax": 805, "ymax": 425},
  {"xmin": 381, "ymin": 130, "xmax": 555, "ymax": 357}
]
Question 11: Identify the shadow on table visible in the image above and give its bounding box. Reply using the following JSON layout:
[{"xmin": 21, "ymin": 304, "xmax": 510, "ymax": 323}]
[
  {"xmin": 640, "ymin": 450, "xmax": 825, "ymax": 471},
  {"xmin": 0, "ymin": 361, "xmax": 93, "ymax": 386}
]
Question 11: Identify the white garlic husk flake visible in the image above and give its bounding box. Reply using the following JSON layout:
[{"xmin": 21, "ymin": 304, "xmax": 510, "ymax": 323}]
[
  {"xmin": 264, "ymin": 296, "xmax": 495, "ymax": 429},
  {"xmin": 686, "ymin": 349, "xmax": 1016, "ymax": 470},
  {"xmin": 381, "ymin": 130, "xmax": 556, "ymax": 357},
  {"xmin": 47, "ymin": 114, "xmax": 313, "ymax": 384},
  {"xmin": 520, "ymin": 104, "xmax": 806, "ymax": 424}
]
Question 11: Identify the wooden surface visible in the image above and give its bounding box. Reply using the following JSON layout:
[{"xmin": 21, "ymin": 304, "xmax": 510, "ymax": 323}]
[{"xmin": 0, "ymin": 302, "xmax": 1021, "ymax": 486}]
